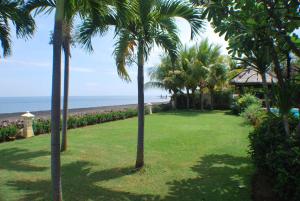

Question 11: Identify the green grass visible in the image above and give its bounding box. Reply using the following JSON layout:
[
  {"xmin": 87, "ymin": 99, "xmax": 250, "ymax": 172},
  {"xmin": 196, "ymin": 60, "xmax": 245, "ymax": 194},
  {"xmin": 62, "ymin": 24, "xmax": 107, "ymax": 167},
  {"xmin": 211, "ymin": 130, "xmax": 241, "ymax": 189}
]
[{"xmin": 0, "ymin": 111, "xmax": 253, "ymax": 201}]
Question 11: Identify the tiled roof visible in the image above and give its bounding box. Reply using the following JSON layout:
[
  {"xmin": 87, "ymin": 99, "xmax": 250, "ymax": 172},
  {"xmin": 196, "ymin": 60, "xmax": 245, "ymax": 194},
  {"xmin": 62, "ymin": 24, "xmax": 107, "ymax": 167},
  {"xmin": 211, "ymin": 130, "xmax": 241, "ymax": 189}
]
[{"xmin": 230, "ymin": 68, "xmax": 277, "ymax": 85}]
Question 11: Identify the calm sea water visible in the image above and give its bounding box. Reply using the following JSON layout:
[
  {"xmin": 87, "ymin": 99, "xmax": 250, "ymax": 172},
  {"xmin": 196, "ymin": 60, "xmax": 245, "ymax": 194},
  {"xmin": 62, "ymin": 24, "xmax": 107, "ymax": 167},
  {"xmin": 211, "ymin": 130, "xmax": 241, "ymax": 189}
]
[{"xmin": 0, "ymin": 96, "xmax": 169, "ymax": 114}]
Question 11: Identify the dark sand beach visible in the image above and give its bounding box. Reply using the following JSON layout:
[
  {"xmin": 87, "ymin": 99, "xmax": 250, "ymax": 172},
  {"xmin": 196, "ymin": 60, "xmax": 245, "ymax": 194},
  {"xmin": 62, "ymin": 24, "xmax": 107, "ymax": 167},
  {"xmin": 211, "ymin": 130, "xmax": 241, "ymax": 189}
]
[{"xmin": 0, "ymin": 102, "xmax": 167, "ymax": 121}]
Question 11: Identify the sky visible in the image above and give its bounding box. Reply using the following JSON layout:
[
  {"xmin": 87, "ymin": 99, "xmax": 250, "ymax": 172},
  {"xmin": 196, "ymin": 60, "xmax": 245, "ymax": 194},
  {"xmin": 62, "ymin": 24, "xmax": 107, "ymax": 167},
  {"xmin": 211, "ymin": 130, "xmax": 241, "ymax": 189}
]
[{"xmin": 0, "ymin": 14, "xmax": 228, "ymax": 97}]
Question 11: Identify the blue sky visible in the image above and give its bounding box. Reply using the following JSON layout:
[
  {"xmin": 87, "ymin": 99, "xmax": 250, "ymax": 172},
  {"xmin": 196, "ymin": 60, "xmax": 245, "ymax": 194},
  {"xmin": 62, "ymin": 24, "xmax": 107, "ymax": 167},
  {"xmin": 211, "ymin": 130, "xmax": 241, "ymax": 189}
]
[{"xmin": 0, "ymin": 14, "xmax": 227, "ymax": 97}]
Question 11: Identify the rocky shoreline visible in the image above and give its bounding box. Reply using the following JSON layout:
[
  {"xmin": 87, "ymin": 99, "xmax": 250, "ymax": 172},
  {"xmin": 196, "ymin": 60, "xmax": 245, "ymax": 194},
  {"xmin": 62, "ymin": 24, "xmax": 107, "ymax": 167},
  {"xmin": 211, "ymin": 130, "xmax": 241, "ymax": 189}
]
[{"xmin": 0, "ymin": 102, "xmax": 168, "ymax": 121}]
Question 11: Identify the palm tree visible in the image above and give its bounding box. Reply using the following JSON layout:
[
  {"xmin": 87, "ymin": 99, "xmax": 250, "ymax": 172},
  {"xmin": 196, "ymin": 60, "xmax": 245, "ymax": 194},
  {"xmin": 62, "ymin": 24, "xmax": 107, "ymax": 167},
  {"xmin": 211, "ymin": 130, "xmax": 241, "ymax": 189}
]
[
  {"xmin": 206, "ymin": 56, "xmax": 227, "ymax": 109},
  {"xmin": 194, "ymin": 39, "xmax": 226, "ymax": 110},
  {"xmin": 0, "ymin": 0, "xmax": 35, "ymax": 58},
  {"xmin": 146, "ymin": 55, "xmax": 185, "ymax": 109},
  {"xmin": 51, "ymin": 0, "xmax": 64, "ymax": 199},
  {"xmin": 26, "ymin": 0, "xmax": 113, "ymax": 152},
  {"xmin": 180, "ymin": 46, "xmax": 196, "ymax": 109},
  {"xmin": 179, "ymin": 46, "xmax": 208, "ymax": 109},
  {"xmin": 111, "ymin": 0, "xmax": 203, "ymax": 168}
]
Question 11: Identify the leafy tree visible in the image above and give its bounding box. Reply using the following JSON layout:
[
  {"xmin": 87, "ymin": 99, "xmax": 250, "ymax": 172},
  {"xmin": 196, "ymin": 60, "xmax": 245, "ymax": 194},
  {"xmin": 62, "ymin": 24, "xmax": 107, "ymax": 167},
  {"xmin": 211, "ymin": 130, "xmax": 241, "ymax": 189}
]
[
  {"xmin": 179, "ymin": 46, "xmax": 198, "ymax": 109},
  {"xmin": 146, "ymin": 55, "xmax": 185, "ymax": 109},
  {"xmin": 193, "ymin": 39, "xmax": 226, "ymax": 110},
  {"xmin": 200, "ymin": 0, "xmax": 296, "ymax": 134},
  {"xmin": 260, "ymin": 0, "xmax": 300, "ymax": 57},
  {"xmin": 0, "ymin": 0, "xmax": 35, "ymax": 58},
  {"xmin": 206, "ymin": 56, "xmax": 227, "ymax": 109}
]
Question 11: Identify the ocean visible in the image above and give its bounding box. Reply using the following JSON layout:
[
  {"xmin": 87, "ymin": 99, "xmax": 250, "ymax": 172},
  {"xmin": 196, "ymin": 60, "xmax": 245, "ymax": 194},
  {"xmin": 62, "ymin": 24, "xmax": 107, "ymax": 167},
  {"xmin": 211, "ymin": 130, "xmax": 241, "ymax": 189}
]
[{"xmin": 0, "ymin": 96, "xmax": 169, "ymax": 114}]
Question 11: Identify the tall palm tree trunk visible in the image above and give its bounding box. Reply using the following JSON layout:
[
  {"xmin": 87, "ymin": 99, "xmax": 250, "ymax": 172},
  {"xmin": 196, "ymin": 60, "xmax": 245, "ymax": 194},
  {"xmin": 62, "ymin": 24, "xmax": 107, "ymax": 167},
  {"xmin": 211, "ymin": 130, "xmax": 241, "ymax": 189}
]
[
  {"xmin": 136, "ymin": 42, "xmax": 145, "ymax": 169},
  {"xmin": 61, "ymin": 34, "xmax": 70, "ymax": 152},
  {"xmin": 186, "ymin": 88, "xmax": 190, "ymax": 109},
  {"xmin": 261, "ymin": 73, "xmax": 271, "ymax": 112},
  {"xmin": 51, "ymin": 0, "xmax": 64, "ymax": 200}
]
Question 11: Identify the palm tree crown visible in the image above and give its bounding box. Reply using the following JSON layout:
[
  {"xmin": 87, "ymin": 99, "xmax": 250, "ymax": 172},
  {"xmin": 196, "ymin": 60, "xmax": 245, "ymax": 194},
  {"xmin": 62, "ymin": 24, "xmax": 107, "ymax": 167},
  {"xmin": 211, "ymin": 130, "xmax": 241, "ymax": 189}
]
[{"xmin": 0, "ymin": 0, "xmax": 35, "ymax": 58}]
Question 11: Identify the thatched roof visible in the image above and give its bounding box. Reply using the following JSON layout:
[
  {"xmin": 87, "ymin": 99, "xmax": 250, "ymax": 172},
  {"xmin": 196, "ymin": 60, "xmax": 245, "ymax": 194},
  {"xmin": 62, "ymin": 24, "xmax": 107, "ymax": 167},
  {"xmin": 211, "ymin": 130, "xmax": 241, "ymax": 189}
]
[{"xmin": 230, "ymin": 68, "xmax": 277, "ymax": 86}]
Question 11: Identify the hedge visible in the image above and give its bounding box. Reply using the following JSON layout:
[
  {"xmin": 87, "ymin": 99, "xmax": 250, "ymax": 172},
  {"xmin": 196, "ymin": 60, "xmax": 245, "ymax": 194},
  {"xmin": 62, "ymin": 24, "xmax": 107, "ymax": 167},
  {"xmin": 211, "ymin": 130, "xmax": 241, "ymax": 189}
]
[
  {"xmin": 175, "ymin": 90, "xmax": 233, "ymax": 110},
  {"xmin": 0, "ymin": 104, "xmax": 170, "ymax": 143}
]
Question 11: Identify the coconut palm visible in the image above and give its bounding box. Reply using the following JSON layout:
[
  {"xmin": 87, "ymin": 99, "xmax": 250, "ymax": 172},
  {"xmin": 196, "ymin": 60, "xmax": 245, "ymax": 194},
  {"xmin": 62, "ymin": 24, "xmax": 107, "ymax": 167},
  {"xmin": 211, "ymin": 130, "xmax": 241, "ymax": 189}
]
[
  {"xmin": 26, "ymin": 0, "xmax": 113, "ymax": 152},
  {"xmin": 146, "ymin": 55, "xmax": 185, "ymax": 109},
  {"xmin": 179, "ymin": 45, "xmax": 207, "ymax": 108},
  {"xmin": 194, "ymin": 39, "xmax": 227, "ymax": 110},
  {"xmin": 0, "ymin": 0, "xmax": 35, "ymax": 58},
  {"xmin": 206, "ymin": 56, "xmax": 227, "ymax": 109},
  {"xmin": 180, "ymin": 46, "xmax": 195, "ymax": 109},
  {"xmin": 110, "ymin": 0, "xmax": 202, "ymax": 168}
]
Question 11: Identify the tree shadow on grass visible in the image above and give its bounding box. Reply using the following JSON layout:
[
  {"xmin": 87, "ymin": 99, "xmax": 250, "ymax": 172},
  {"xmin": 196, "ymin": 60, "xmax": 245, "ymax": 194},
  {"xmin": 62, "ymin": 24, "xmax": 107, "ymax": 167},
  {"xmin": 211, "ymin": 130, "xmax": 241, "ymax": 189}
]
[
  {"xmin": 163, "ymin": 154, "xmax": 253, "ymax": 201},
  {"xmin": 7, "ymin": 161, "xmax": 160, "ymax": 201},
  {"xmin": 6, "ymin": 155, "xmax": 252, "ymax": 201},
  {"xmin": 0, "ymin": 148, "xmax": 49, "ymax": 172},
  {"xmin": 156, "ymin": 110, "xmax": 223, "ymax": 117}
]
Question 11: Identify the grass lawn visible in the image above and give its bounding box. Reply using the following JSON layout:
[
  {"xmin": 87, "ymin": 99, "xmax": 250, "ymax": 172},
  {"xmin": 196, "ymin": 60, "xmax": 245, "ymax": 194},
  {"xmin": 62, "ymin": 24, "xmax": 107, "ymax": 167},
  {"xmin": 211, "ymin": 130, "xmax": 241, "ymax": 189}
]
[{"xmin": 0, "ymin": 111, "xmax": 253, "ymax": 201}]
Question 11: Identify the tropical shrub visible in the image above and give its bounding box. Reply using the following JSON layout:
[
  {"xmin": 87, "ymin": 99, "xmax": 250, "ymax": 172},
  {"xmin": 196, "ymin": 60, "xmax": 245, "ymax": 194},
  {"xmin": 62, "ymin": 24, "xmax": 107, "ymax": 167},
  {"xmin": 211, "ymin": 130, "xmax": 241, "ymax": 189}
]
[
  {"xmin": 231, "ymin": 93, "xmax": 261, "ymax": 114},
  {"xmin": 241, "ymin": 103, "xmax": 266, "ymax": 126},
  {"xmin": 0, "ymin": 125, "xmax": 18, "ymax": 142},
  {"xmin": 152, "ymin": 104, "xmax": 171, "ymax": 113},
  {"xmin": 33, "ymin": 119, "xmax": 51, "ymax": 135},
  {"xmin": 249, "ymin": 114, "xmax": 300, "ymax": 201},
  {"xmin": 0, "ymin": 105, "xmax": 169, "ymax": 143},
  {"xmin": 212, "ymin": 90, "xmax": 233, "ymax": 110},
  {"xmin": 175, "ymin": 91, "xmax": 232, "ymax": 110}
]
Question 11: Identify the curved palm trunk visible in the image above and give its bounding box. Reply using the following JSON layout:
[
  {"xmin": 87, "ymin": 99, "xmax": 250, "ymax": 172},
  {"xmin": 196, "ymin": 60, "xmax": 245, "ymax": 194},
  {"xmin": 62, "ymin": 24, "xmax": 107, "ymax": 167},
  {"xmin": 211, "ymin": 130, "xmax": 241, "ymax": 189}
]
[
  {"xmin": 261, "ymin": 73, "xmax": 271, "ymax": 112},
  {"xmin": 61, "ymin": 35, "xmax": 70, "ymax": 152},
  {"xmin": 186, "ymin": 88, "xmax": 190, "ymax": 109},
  {"xmin": 135, "ymin": 43, "xmax": 145, "ymax": 169},
  {"xmin": 51, "ymin": 1, "xmax": 64, "ymax": 200}
]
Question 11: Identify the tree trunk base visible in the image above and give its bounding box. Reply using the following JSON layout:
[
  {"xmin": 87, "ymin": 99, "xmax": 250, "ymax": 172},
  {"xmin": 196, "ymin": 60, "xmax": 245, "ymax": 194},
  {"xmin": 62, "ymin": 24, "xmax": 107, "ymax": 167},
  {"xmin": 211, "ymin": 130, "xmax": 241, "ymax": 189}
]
[{"xmin": 135, "ymin": 161, "xmax": 144, "ymax": 169}]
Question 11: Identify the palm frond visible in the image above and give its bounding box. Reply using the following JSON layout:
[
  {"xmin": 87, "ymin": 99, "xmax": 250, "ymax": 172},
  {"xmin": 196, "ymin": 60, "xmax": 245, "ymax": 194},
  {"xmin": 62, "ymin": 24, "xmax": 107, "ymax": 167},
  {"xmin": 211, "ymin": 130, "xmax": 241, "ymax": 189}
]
[
  {"xmin": 113, "ymin": 30, "xmax": 135, "ymax": 81},
  {"xmin": 145, "ymin": 81, "xmax": 165, "ymax": 90},
  {"xmin": 156, "ymin": 0, "xmax": 204, "ymax": 38},
  {"xmin": 76, "ymin": 16, "xmax": 110, "ymax": 52},
  {"xmin": 0, "ymin": 0, "xmax": 35, "ymax": 57},
  {"xmin": 25, "ymin": 0, "xmax": 55, "ymax": 16},
  {"xmin": 0, "ymin": 19, "xmax": 11, "ymax": 57},
  {"xmin": 154, "ymin": 31, "xmax": 180, "ymax": 63}
]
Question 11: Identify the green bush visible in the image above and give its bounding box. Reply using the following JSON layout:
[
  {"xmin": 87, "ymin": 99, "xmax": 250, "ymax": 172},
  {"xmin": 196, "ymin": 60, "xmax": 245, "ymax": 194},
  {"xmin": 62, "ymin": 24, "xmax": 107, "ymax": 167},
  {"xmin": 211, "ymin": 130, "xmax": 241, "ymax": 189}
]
[
  {"xmin": 1, "ymin": 105, "xmax": 168, "ymax": 143},
  {"xmin": 231, "ymin": 93, "xmax": 261, "ymax": 114},
  {"xmin": 212, "ymin": 90, "xmax": 233, "ymax": 110},
  {"xmin": 174, "ymin": 90, "xmax": 233, "ymax": 110},
  {"xmin": 0, "ymin": 125, "xmax": 18, "ymax": 142},
  {"xmin": 33, "ymin": 119, "xmax": 51, "ymax": 135},
  {"xmin": 241, "ymin": 103, "xmax": 266, "ymax": 126},
  {"xmin": 249, "ymin": 114, "xmax": 300, "ymax": 201},
  {"xmin": 152, "ymin": 103, "xmax": 171, "ymax": 113}
]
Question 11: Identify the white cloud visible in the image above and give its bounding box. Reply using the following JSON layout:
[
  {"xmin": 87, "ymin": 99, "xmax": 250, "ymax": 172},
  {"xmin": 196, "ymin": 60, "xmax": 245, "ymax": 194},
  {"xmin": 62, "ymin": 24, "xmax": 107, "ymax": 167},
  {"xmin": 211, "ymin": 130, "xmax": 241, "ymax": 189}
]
[{"xmin": 1, "ymin": 59, "xmax": 51, "ymax": 68}]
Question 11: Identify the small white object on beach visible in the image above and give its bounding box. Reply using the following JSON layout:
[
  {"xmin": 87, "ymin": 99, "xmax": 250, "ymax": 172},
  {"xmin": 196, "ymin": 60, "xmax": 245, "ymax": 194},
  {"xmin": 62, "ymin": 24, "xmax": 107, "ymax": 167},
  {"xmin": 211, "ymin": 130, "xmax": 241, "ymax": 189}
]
[
  {"xmin": 21, "ymin": 111, "xmax": 35, "ymax": 138},
  {"xmin": 147, "ymin": 103, "xmax": 153, "ymax": 115}
]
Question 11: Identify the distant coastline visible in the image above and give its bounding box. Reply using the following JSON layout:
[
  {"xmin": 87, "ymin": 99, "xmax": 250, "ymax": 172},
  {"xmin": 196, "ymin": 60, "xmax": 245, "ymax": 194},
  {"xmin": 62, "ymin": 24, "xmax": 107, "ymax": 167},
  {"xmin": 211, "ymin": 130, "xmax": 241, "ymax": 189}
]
[
  {"xmin": 0, "ymin": 95, "xmax": 169, "ymax": 114},
  {"xmin": 0, "ymin": 102, "xmax": 168, "ymax": 121}
]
